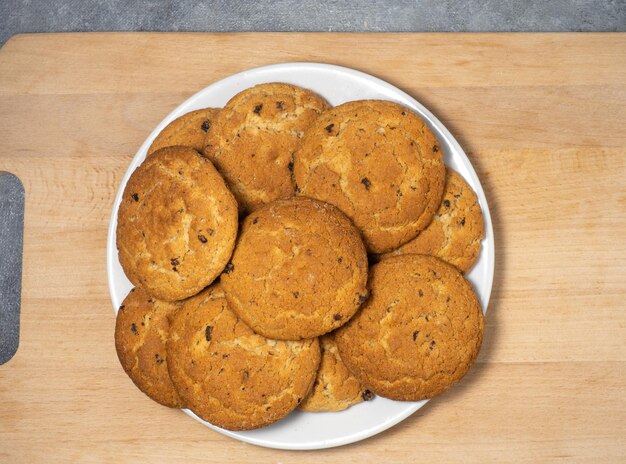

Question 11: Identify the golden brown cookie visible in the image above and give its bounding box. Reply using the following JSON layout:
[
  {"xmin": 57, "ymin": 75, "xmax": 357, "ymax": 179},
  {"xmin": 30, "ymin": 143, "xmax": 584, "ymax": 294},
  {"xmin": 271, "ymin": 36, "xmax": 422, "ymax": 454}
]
[
  {"xmin": 335, "ymin": 254, "xmax": 484, "ymax": 401},
  {"xmin": 204, "ymin": 83, "xmax": 330, "ymax": 212},
  {"xmin": 293, "ymin": 100, "xmax": 445, "ymax": 254},
  {"xmin": 116, "ymin": 146, "xmax": 238, "ymax": 302},
  {"xmin": 114, "ymin": 287, "xmax": 184, "ymax": 408},
  {"xmin": 299, "ymin": 334, "xmax": 372, "ymax": 412},
  {"xmin": 166, "ymin": 285, "xmax": 320, "ymax": 430},
  {"xmin": 147, "ymin": 108, "xmax": 220, "ymax": 155},
  {"xmin": 390, "ymin": 169, "xmax": 485, "ymax": 273},
  {"xmin": 220, "ymin": 197, "xmax": 368, "ymax": 340}
]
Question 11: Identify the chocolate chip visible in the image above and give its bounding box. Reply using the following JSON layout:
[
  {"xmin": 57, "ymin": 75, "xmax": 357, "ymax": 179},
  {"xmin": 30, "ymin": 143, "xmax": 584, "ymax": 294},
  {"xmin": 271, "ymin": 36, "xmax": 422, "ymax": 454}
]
[
  {"xmin": 170, "ymin": 257, "xmax": 180, "ymax": 267},
  {"xmin": 276, "ymin": 101, "xmax": 284, "ymax": 110},
  {"xmin": 288, "ymin": 160, "xmax": 294, "ymax": 172},
  {"xmin": 297, "ymin": 397, "xmax": 302, "ymax": 403},
  {"xmin": 396, "ymin": 189, "xmax": 403, "ymax": 197},
  {"xmin": 253, "ymin": 104, "xmax": 263, "ymax": 114},
  {"xmin": 461, "ymin": 218, "xmax": 466, "ymax": 226},
  {"xmin": 293, "ymin": 291, "xmax": 299, "ymax": 299},
  {"xmin": 198, "ymin": 234, "xmax": 208, "ymax": 243},
  {"xmin": 430, "ymin": 340, "xmax": 436, "ymax": 350},
  {"xmin": 130, "ymin": 323, "xmax": 138, "ymax": 335},
  {"xmin": 358, "ymin": 293, "xmax": 368, "ymax": 305},
  {"xmin": 433, "ymin": 145, "xmax": 439, "ymax": 152},
  {"xmin": 325, "ymin": 123, "xmax": 334, "ymax": 133},
  {"xmin": 362, "ymin": 390, "xmax": 374, "ymax": 401},
  {"xmin": 131, "ymin": 193, "xmax": 139, "ymax": 202},
  {"xmin": 201, "ymin": 120, "xmax": 211, "ymax": 132},
  {"xmin": 252, "ymin": 217, "xmax": 258, "ymax": 224},
  {"xmin": 119, "ymin": 304, "xmax": 125, "ymax": 312},
  {"xmin": 413, "ymin": 331, "xmax": 419, "ymax": 341},
  {"xmin": 333, "ymin": 314, "xmax": 342, "ymax": 321},
  {"xmin": 338, "ymin": 257, "xmax": 343, "ymax": 263},
  {"xmin": 223, "ymin": 262, "xmax": 234, "ymax": 274},
  {"xmin": 222, "ymin": 353, "xmax": 229, "ymax": 359},
  {"xmin": 205, "ymin": 325, "xmax": 213, "ymax": 342},
  {"xmin": 418, "ymin": 289, "xmax": 423, "ymax": 297},
  {"xmin": 446, "ymin": 296, "xmax": 451, "ymax": 303},
  {"xmin": 401, "ymin": 111, "xmax": 406, "ymax": 116},
  {"xmin": 443, "ymin": 199, "xmax": 451, "ymax": 208},
  {"xmin": 361, "ymin": 177, "xmax": 371, "ymax": 190},
  {"xmin": 410, "ymin": 186, "xmax": 416, "ymax": 191}
]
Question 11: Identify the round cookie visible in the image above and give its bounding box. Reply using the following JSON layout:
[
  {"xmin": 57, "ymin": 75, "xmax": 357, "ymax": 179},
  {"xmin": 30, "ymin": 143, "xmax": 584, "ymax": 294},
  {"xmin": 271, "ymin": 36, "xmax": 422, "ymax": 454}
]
[
  {"xmin": 220, "ymin": 197, "xmax": 368, "ymax": 340},
  {"xmin": 293, "ymin": 100, "xmax": 445, "ymax": 254},
  {"xmin": 390, "ymin": 169, "xmax": 485, "ymax": 273},
  {"xmin": 114, "ymin": 287, "xmax": 184, "ymax": 408},
  {"xmin": 299, "ymin": 333, "xmax": 373, "ymax": 412},
  {"xmin": 204, "ymin": 83, "xmax": 330, "ymax": 212},
  {"xmin": 147, "ymin": 108, "xmax": 220, "ymax": 155},
  {"xmin": 116, "ymin": 146, "xmax": 238, "ymax": 302},
  {"xmin": 166, "ymin": 285, "xmax": 321, "ymax": 430},
  {"xmin": 334, "ymin": 254, "xmax": 484, "ymax": 401}
]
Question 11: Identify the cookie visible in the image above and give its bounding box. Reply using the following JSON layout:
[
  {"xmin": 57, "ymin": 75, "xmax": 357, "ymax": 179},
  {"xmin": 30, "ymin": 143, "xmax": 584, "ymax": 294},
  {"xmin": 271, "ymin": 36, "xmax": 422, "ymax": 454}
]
[
  {"xmin": 220, "ymin": 197, "xmax": 368, "ymax": 340},
  {"xmin": 204, "ymin": 83, "xmax": 330, "ymax": 212},
  {"xmin": 390, "ymin": 169, "xmax": 485, "ymax": 273},
  {"xmin": 166, "ymin": 285, "xmax": 321, "ymax": 430},
  {"xmin": 114, "ymin": 287, "xmax": 184, "ymax": 408},
  {"xmin": 299, "ymin": 334, "xmax": 372, "ymax": 412},
  {"xmin": 116, "ymin": 146, "xmax": 238, "ymax": 301},
  {"xmin": 293, "ymin": 100, "xmax": 445, "ymax": 254},
  {"xmin": 147, "ymin": 108, "xmax": 220, "ymax": 155},
  {"xmin": 335, "ymin": 254, "xmax": 484, "ymax": 401}
]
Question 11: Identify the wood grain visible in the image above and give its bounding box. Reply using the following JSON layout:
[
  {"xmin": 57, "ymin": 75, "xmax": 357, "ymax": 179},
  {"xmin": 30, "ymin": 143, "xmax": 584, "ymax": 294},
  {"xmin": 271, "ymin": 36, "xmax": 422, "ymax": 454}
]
[{"xmin": 0, "ymin": 32, "xmax": 625, "ymax": 463}]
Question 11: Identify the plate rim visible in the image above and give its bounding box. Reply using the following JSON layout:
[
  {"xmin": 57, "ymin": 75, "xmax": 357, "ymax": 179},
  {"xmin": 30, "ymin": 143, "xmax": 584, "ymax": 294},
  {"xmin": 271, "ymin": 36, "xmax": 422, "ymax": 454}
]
[{"xmin": 106, "ymin": 61, "xmax": 495, "ymax": 450}]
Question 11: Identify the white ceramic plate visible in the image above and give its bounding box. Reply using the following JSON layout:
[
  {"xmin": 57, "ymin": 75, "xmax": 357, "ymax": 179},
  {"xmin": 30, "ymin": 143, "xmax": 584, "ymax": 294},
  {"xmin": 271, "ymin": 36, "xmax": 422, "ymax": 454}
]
[{"xmin": 107, "ymin": 63, "xmax": 494, "ymax": 450}]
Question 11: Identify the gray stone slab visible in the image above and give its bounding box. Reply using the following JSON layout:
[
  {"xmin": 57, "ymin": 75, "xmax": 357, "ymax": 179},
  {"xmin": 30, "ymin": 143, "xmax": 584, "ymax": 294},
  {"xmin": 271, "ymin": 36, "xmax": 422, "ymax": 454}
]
[
  {"xmin": 1, "ymin": 0, "xmax": 625, "ymax": 47},
  {"xmin": 0, "ymin": 172, "xmax": 24, "ymax": 365}
]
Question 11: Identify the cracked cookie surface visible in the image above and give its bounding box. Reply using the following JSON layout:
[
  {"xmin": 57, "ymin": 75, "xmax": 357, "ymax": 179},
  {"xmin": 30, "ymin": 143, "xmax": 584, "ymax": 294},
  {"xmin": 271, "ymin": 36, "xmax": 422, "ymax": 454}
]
[
  {"xmin": 389, "ymin": 169, "xmax": 484, "ymax": 273},
  {"xmin": 203, "ymin": 83, "xmax": 330, "ymax": 212},
  {"xmin": 114, "ymin": 287, "xmax": 184, "ymax": 408},
  {"xmin": 299, "ymin": 333, "xmax": 371, "ymax": 412},
  {"xmin": 148, "ymin": 108, "xmax": 221, "ymax": 155},
  {"xmin": 220, "ymin": 196, "xmax": 368, "ymax": 340},
  {"xmin": 293, "ymin": 100, "xmax": 445, "ymax": 254},
  {"xmin": 335, "ymin": 254, "xmax": 484, "ymax": 401},
  {"xmin": 166, "ymin": 285, "xmax": 321, "ymax": 430},
  {"xmin": 116, "ymin": 146, "xmax": 238, "ymax": 301}
]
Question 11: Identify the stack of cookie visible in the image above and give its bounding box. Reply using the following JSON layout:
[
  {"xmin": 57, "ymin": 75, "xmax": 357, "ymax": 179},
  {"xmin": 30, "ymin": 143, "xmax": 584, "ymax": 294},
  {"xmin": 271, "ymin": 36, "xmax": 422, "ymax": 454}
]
[{"xmin": 114, "ymin": 83, "xmax": 486, "ymax": 431}]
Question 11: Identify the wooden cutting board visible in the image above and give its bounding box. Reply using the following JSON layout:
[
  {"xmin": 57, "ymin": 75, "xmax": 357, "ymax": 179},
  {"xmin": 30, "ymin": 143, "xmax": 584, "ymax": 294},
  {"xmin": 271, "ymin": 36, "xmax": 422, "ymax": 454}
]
[{"xmin": 0, "ymin": 32, "xmax": 624, "ymax": 463}]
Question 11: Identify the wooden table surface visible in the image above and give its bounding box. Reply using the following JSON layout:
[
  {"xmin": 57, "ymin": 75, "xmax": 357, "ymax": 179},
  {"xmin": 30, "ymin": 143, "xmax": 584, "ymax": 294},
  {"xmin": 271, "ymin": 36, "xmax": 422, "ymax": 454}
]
[{"xmin": 0, "ymin": 32, "xmax": 624, "ymax": 463}]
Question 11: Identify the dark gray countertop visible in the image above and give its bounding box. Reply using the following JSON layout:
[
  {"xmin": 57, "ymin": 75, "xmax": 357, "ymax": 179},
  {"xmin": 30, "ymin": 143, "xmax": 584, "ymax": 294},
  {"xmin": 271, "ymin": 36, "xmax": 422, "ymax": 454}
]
[{"xmin": 1, "ymin": 0, "xmax": 625, "ymax": 46}]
